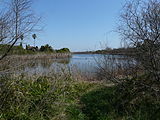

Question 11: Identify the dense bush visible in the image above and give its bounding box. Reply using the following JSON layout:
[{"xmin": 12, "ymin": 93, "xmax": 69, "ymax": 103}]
[
  {"xmin": 118, "ymin": 0, "xmax": 160, "ymax": 99},
  {"xmin": 56, "ymin": 48, "xmax": 70, "ymax": 53},
  {"xmin": 0, "ymin": 44, "xmax": 29, "ymax": 55},
  {"xmin": 0, "ymin": 44, "xmax": 10, "ymax": 54},
  {"xmin": 39, "ymin": 44, "xmax": 54, "ymax": 52},
  {"xmin": 0, "ymin": 44, "xmax": 71, "ymax": 55},
  {"xmin": 80, "ymin": 84, "xmax": 160, "ymax": 120}
]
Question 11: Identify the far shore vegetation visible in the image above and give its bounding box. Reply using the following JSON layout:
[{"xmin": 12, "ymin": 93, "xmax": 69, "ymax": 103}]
[
  {"xmin": 73, "ymin": 47, "xmax": 136, "ymax": 56},
  {"xmin": 0, "ymin": 44, "xmax": 71, "ymax": 55}
]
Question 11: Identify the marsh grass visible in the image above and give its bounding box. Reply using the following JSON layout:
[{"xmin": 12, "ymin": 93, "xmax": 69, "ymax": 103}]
[
  {"xmin": 0, "ymin": 71, "xmax": 159, "ymax": 120},
  {"xmin": 0, "ymin": 70, "xmax": 101, "ymax": 120}
]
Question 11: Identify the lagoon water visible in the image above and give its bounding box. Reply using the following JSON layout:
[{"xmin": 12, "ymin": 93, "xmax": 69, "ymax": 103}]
[
  {"xmin": 1, "ymin": 54, "xmax": 131, "ymax": 76},
  {"xmin": 24, "ymin": 54, "xmax": 100, "ymax": 75}
]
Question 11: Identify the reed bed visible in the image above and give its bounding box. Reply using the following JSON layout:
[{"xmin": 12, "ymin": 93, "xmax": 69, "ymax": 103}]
[
  {"xmin": 2, "ymin": 53, "xmax": 72, "ymax": 60},
  {"xmin": 0, "ymin": 53, "xmax": 72, "ymax": 75}
]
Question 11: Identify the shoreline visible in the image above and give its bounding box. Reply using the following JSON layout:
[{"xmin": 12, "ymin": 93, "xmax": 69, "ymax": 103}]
[{"xmin": 0, "ymin": 53, "xmax": 72, "ymax": 60}]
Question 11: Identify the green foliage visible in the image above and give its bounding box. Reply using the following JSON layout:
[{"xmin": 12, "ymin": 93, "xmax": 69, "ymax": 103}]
[
  {"xmin": 66, "ymin": 105, "xmax": 87, "ymax": 120},
  {"xmin": 0, "ymin": 74, "xmax": 98, "ymax": 120},
  {"xmin": 11, "ymin": 45, "xmax": 27, "ymax": 55},
  {"xmin": 0, "ymin": 44, "xmax": 29, "ymax": 55},
  {"xmin": 32, "ymin": 34, "xmax": 37, "ymax": 40},
  {"xmin": 20, "ymin": 42, "xmax": 23, "ymax": 47},
  {"xmin": 80, "ymin": 87, "xmax": 117, "ymax": 120},
  {"xmin": 39, "ymin": 44, "xmax": 54, "ymax": 52},
  {"xmin": 79, "ymin": 83, "xmax": 160, "ymax": 120},
  {"xmin": 0, "ymin": 44, "xmax": 71, "ymax": 55},
  {"xmin": 0, "ymin": 76, "xmax": 56, "ymax": 119},
  {"xmin": 95, "ymin": 47, "xmax": 135, "ymax": 55},
  {"xmin": 0, "ymin": 44, "xmax": 10, "ymax": 54},
  {"xmin": 0, "ymin": 74, "xmax": 159, "ymax": 120},
  {"xmin": 56, "ymin": 48, "xmax": 70, "ymax": 53}
]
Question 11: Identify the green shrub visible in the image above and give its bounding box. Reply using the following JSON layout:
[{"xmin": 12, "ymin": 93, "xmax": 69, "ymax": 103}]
[
  {"xmin": 79, "ymin": 83, "xmax": 160, "ymax": 120},
  {"xmin": 0, "ymin": 44, "xmax": 33, "ymax": 55},
  {"xmin": 0, "ymin": 76, "xmax": 56, "ymax": 119},
  {"xmin": 56, "ymin": 48, "xmax": 70, "ymax": 53},
  {"xmin": 0, "ymin": 44, "xmax": 71, "ymax": 55},
  {"xmin": 39, "ymin": 44, "xmax": 54, "ymax": 53}
]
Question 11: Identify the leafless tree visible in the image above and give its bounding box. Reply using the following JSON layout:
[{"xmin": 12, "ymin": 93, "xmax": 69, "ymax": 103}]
[
  {"xmin": 0, "ymin": 7, "xmax": 10, "ymax": 43},
  {"xmin": 95, "ymin": 53, "xmax": 138, "ymax": 83},
  {"xmin": 0, "ymin": 0, "xmax": 40, "ymax": 60},
  {"xmin": 118, "ymin": 0, "xmax": 160, "ymax": 97}
]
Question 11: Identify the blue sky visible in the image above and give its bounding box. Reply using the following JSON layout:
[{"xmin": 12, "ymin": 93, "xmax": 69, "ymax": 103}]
[{"xmin": 31, "ymin": 0, "xmax": 126, "ymax": 52}]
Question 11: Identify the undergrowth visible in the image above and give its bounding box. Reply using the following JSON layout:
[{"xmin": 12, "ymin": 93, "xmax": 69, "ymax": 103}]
[
  {"xmin": 0, "ymin": 74, "xmax": 159, "ymax": 120},
  {"xmin": 0, "ymin": 74, "xmax": 99, "ymax": 120}
]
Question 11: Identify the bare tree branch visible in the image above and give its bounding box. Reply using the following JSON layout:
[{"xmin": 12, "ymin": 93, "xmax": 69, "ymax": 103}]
[{"xmin": 0, "ymin": 0, "xmax": 40, "ymax": 60}]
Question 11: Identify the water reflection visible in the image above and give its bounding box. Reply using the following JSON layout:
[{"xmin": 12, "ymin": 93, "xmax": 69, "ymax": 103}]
[
  {"xmin": 26, "ymin": 58, "xmax": 70, "ymax": 68},
  {"xmin": 0, "ymin": 54, "xmax": 135, "ymax": 76},
  {"xmin": 56, "ymin": 58, "xmax": 70, "ymax": 64},
  {"xmin": 22, "ymin": 58, "xmax": 70, "ymax": 75}
]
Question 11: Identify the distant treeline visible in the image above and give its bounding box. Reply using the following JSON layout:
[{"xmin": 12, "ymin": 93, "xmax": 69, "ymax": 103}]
[
  {"xmin": 0, "ymin": 44, "xmax": 70, "ymax": 55},
  {"xmin": 95, "ymin": 47, "xmax": 135, "ymax": 55},
  {"xmin": 73, "ymin": 47, "xmax": 135, "ymax": 55}
]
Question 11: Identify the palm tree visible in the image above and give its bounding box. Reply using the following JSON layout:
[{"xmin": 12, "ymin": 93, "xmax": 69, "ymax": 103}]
[
  {"xmin": 20, "ymin": 35, "xmax": 24, "ymax": 47},
  {"xmin": 32, "ymin": 34, "xmax": 37, "ymax": 47}
]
